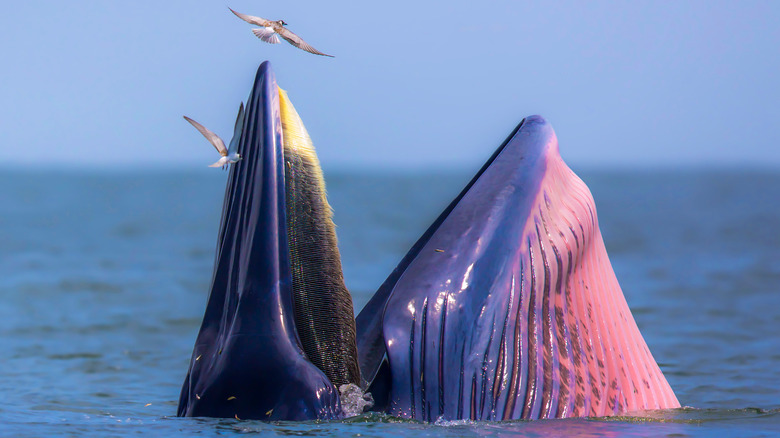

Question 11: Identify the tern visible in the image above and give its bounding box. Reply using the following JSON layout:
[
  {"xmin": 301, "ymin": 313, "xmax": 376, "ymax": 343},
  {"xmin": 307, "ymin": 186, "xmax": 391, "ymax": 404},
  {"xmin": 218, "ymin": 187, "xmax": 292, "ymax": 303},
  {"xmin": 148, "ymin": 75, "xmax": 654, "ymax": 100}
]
[
  {"xmin": 183, "ymin": 103, "xmax": 245, "ymax": 169},
  {"xmin": 229, "ymin": 8, "xmax": 334, "ymax": 57}
]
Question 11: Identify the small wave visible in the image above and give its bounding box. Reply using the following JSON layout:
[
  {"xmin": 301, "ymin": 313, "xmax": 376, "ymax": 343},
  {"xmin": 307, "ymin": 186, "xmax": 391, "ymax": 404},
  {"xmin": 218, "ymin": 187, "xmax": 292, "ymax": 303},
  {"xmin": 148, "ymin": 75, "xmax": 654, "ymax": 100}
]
[
  {"xmin": 599, "ymin": 406, "xmax": 780, "ymax": 424},
  {"xmin": 47, "ymin": 353, "xmax": 103, "ymax": 360},
  {"xmin": 58, "ymin": 279, "xmax": 122, "ymax": 294}
]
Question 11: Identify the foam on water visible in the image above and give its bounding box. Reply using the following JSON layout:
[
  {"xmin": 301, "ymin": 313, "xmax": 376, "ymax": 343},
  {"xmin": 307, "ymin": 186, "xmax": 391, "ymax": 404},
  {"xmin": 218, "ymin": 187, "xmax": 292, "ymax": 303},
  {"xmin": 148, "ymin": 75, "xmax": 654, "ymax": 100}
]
[{"xmin": 339, "ymin": 383, "xmax": 374, "ymax": 418}]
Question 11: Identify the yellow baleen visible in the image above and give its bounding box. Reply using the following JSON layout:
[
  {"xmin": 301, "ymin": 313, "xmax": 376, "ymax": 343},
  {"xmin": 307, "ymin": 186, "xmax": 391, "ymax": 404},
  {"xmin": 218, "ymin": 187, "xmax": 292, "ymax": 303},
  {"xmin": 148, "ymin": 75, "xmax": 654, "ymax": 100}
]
[
  {"xmin": 278, "ymin": 87, "xmax": 333, "ymax": 220},
  {"xmin": 276, "ymin": 86, "xmax": 361, "ymax": 387}
]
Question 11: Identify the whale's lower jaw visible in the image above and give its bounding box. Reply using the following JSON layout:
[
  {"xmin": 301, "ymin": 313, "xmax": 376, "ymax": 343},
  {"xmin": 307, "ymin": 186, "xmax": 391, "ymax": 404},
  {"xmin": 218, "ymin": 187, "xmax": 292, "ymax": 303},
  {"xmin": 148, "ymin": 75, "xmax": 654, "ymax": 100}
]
[{"xmin": 362, "ymin": 116, "xmax": 679, "ymax": 421}]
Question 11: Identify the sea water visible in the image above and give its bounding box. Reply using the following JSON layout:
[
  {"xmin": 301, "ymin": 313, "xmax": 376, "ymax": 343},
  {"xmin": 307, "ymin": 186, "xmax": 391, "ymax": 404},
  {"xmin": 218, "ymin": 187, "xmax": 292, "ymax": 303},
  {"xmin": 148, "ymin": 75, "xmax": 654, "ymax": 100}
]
[{"xmin": 1, "ymin": 168, "xmax": 779, "ymax": 437}]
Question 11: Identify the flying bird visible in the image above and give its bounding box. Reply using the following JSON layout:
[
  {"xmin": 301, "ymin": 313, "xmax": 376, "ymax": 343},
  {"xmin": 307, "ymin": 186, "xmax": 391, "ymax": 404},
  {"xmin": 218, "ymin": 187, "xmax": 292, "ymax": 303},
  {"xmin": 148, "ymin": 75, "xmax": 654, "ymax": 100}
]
[
  {"xmin": 229, "ymin": 8, "xmax": 334, "ymax": 57},
  {"xmin": 183, "ymin": 103, "xmax": 245, "ymax": 169}
]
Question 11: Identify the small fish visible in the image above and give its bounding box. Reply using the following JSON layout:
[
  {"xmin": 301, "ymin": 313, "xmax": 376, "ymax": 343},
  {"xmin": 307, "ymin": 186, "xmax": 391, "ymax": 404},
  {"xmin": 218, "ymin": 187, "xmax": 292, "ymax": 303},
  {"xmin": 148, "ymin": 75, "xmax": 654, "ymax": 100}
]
[
  {"xmin": 195, "ymin": 394, "xmax": 201, "ymax": 400},
  {"xmin": 434, "ymin": 249, "xmax": 444, "ymax": 253},
  {"xmin": 144, "ymin": 403, "xmax": 152, "ymax": 407},
  {"xmin": 266, "ymin": 408, "xmax": 274, "ymax": 417},
  {"xmin": 235, "ymin": 414, "xmax": 241, "ymax": 420},
  {"xmin": 183, "ymin": 102, "xmax": 245, "ymax": 170},
  {"xmin": 195, "ymin": 354, "xmax": 202, "ymax": 361},
  {"xmin": 229, "ymin": 8, "xmax": 334, "ymax": 57},
  {"xmin": 227, "ymin": 396, "xmax": 236, "ymax": 401}
]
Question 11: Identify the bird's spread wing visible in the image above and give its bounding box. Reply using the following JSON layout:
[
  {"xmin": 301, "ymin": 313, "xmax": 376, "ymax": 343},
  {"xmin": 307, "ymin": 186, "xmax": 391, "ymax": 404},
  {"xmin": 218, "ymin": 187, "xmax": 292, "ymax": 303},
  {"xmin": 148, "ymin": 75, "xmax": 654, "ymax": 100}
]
[
  {"xmin": 229, "ymin": 8, "xmax": 271, "ymax": 27},
  {"xmin": 252, "ymin": 27, "xmax": 281, "ymax": 44},
  {"xmin": 277, "ymin": 28, "xmax": 334, "ymax": 57},
  {"xmin": 227, "ymin": 102, "xmax": 244, "ymax": 156},
  {"xmin": 183, "ymin": 116, "xmax": 228, "ymax": 156}
]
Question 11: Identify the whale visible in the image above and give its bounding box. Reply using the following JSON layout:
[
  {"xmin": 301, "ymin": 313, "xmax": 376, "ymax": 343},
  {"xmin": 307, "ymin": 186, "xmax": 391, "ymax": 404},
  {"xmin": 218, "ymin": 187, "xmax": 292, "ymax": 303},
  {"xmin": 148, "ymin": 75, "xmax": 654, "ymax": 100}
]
[{"xmin": 177, "ymin": 61, "xmax": 680, "ymax": 421}]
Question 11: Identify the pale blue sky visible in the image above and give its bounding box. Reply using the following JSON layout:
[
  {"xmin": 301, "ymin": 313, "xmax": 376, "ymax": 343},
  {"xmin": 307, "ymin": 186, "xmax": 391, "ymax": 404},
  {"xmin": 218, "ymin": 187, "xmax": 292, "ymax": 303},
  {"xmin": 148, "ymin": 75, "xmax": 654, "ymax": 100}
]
[{"xmin": 1, "ymin": 1, "xmax": 778, "ymax": 170}]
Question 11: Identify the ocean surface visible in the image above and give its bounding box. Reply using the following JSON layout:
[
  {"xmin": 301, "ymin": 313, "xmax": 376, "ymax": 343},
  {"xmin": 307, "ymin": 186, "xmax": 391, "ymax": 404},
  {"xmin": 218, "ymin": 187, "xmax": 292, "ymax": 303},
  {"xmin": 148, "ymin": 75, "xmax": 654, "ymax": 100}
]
[{"xmin": 1, "ymin": 168, "xmax": 779, "ymax": 437}]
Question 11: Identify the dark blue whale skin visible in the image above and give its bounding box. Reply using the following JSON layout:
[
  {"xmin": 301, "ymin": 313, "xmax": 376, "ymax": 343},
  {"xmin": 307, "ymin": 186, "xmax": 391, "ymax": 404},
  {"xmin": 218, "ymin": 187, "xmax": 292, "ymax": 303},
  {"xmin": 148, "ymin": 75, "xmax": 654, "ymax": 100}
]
[
  {"xmin": 356, "ymin": 118, "xmax": 546, "ymax": 419},
  {"xmin": 355, "ymin": 120, "xmax": 535, "ymax": 385},
  {"xmin": 361, "ymin": 118, "xmax": 550, "ymax": 420},
  {"xmin": 177, "ymin": 62, "xmax": 341, "ymax": 421}
]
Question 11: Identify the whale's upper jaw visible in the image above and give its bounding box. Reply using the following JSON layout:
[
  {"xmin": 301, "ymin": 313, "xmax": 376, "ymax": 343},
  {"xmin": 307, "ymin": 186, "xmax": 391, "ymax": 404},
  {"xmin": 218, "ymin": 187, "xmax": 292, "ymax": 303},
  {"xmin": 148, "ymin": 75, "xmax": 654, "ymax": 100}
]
[
  {"xmin": 177, "ymin": 61, "xmax": 341, "ymax": 421},
  {"xmin": 359, "ymin": 115, "xmax": 679, "ymax": 421}
]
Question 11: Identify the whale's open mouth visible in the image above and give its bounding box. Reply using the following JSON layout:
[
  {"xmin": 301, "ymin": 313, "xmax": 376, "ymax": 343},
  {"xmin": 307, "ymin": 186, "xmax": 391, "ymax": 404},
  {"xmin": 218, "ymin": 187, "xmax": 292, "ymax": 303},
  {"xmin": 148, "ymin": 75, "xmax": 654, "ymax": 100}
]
[{"xmin": 178, "ymin": 62, "xmax": 679, "ymax": 422}]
